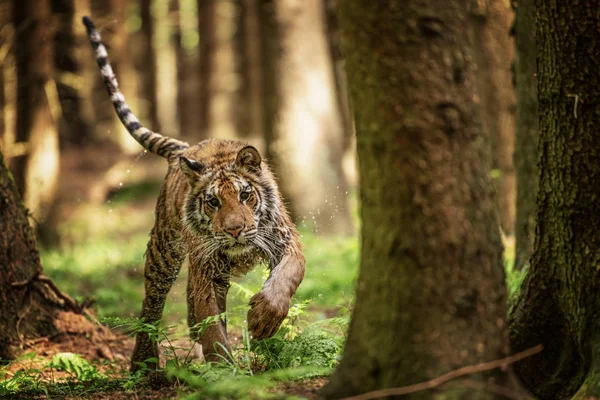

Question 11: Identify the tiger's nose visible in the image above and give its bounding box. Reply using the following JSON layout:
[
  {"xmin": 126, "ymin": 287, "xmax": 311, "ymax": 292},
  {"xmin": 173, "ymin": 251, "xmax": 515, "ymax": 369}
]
[{"xmin": 225, "ymin": 225, "xmax": 244, "ymax": 239}]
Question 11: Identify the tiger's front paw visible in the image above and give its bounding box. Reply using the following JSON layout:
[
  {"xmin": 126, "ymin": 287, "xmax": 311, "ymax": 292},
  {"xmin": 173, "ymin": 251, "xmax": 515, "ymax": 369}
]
[{"xmin": 247, "ymin": 290, "xmax": 290, "ymax": 339}]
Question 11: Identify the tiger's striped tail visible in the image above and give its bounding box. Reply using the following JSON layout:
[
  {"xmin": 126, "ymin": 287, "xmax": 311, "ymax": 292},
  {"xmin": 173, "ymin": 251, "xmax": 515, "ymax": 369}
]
[{"xmin": 82, "ymin": 16, "xmax": 188, "ymax": 159}]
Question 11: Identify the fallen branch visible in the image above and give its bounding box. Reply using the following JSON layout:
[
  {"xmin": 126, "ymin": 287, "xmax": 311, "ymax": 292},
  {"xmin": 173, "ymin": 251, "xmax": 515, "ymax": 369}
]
[{"xmin": 341, "ymin": 344, "xmax": 543, "ymax": 400}]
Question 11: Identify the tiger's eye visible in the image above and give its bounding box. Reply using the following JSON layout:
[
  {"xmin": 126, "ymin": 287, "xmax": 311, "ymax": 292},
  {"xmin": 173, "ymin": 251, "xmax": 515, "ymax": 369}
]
[
  {"xmin": 208, "ymin": 198, "xmax": 220, "ymax": 208},
  {"xmin": 240, "ymin": 191, "xmax": 250, "ymax": 201}
]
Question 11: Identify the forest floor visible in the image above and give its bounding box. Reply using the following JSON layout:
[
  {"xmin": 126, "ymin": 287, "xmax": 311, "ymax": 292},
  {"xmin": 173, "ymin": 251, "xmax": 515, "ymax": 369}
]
[{"xmin": 1, "ymin": 144, "xmax": 356, "ymax": 399}]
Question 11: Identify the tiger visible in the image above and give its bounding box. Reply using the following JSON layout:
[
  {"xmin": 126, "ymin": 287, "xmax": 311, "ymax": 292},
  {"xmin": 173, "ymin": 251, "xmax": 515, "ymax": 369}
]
[{"xmin": 82, "ymin": 16, "xmax": 305, "ymax": 371}]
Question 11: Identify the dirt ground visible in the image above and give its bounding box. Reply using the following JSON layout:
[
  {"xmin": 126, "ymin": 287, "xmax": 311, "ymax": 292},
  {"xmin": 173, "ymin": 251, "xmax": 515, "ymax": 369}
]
[{"xmin": 3, "ymin": 309, "xmax": 327, "ymax": 399}]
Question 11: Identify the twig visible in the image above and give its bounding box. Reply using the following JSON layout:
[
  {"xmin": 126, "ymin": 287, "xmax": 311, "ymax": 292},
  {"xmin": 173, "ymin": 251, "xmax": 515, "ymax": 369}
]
[{"xmin": 341, "ymin": 344, "xmax": 543, "ymax": 400}]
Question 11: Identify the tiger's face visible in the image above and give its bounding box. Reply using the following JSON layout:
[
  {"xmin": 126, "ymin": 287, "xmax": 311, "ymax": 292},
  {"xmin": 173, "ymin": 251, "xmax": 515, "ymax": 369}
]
[
  {"xmin": 180, "ymin": 144, "xmax": 274, "ymax": 259},
  {"xmin": 201, "ymin": 176, "xmax": 259, "ymax": 256}
]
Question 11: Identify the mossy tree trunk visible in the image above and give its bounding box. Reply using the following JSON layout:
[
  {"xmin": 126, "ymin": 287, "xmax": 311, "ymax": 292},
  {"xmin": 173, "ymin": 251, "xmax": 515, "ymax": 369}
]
[
  {"xmin": 0, "ymin": 148, "xmax": 80, "ymax": 360},
  {"xmin": 323, "ymin": 0, "xmax": 512, "ymax": 398},
  {"xmin": 512, "ymin": 0, "xmax": 538, "ymax": 271},
  {"xmin": 508, "ymin": 1, "xmax": 600, "ymax": 398}
]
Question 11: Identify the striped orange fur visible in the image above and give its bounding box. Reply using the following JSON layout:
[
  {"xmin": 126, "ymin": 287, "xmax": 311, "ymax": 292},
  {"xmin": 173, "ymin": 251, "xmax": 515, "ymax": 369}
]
[{"xmin": 83, "ymin": 16, "xmax": 305, "ymax": 370}]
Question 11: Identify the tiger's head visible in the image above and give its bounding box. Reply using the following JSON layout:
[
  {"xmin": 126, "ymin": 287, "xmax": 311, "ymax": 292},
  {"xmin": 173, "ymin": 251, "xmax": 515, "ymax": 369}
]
[{"xmin": 180, "ymin": 141, "xmax": 281, "ymax": 261}]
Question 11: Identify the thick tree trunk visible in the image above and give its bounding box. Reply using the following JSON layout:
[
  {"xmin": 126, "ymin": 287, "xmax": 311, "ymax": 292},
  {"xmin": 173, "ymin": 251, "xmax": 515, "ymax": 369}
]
[
  {"xmin": 471, "ymin": 0, "xmax": 516, "ymax": 237},
  {"xmin": 508, "ymin": 1, "xmax": 600, "ymax": 398},
  {"xmin": 0, "ymin": 148, "xmax": 81, "ymax": 360},
  {"xmin": 323, "ymin": 1, "xmax": 512, "ymax": 398},
  {"xmin": 12, "ymin": 0, "xmax": 60, "ymax": 227},
  {"xmin": 262, "ymin": 0, "xmax": 353, "ymax": 235},
  {"xmin": 512, "ymin": 0, "xmax": 538, "ymax": 271}
]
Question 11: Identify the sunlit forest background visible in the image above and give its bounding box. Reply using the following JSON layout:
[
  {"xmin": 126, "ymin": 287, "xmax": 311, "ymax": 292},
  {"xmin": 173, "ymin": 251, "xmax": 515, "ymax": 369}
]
[
  {"xmin": 0, "ymin": 0, "xmax": 522, "ymax": 398},
  {"xmin": 1, "ymin": 0, "xmax": 364, "ymax": 321}
]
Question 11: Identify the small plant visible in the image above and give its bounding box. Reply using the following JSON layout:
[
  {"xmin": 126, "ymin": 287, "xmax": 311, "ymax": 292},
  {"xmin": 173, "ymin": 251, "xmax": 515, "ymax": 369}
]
[{"xmin": 47, "ymin": 352, "xmax": 104, "ymax": 381}]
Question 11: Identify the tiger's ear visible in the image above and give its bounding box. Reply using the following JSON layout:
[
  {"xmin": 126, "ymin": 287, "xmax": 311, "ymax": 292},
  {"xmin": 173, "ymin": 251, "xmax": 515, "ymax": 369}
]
[
  {"xmin": 180, "ymin": 157, "xmax": 205, "ymax": 183},
  {"xmin": 235, "ymin": 146, "xmax": 261, "ymax": 171}
]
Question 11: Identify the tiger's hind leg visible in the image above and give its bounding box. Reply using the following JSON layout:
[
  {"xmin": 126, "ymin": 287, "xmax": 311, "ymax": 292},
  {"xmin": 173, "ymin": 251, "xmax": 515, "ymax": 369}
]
[
  {"xmin": 131, "ymin": 222, "xmax": 185, "ymax": 372},
  {"xmin": 187, "ymin": 258, "xmax": 231, "ymax": 363}
]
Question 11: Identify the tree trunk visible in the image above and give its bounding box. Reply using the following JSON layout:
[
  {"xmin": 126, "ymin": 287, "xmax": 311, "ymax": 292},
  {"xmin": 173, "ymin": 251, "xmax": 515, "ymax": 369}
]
[
  {"xmin": 322, "ymin": 0, "xmax": 357, "ymax": 187},
  {"xmin": 512, "ymin": 0, "xmax": 538, "ymax": 271},
  {"xmin": 140, "ymin": 0, "xmax": 160, "ymax": 132},
  {"xmin": 0, "ymin": 1, "xmax": 12, "ymax": 152},
  {"xmin": 12, "ymin": 0, "xmax": 60, "ymax": 227},
  {"xmin": 259, "ymin": 0, "xmax": 278, "ymax": 164},
  {"xmin": 52, "ymin": 0, "xmax": 92, "ymax": 147},
  {"xmin": 508, "ymin": 1, "xmax": 600, "ymax": 398},
  {"xmin": 200, "ymin": 0, "xmax": 244, "ymax": 139},
  {"xmin": 90, "ymin": 0, "xmax": 139, "ymax": 152},
  {"xmin": 174, "ymin": 0, "xmax": 203, "ymax": 142},
  {"xmin": 471, "ymin": 0, "xmax": 516, "ymax": 237},
  {"xmin": 151, "ymin": 0, "xmax": 179, "ymax": 137},
  {"xmin": 239, "ymin": 0, "xmax": 265, "ymax": 152},
  {"xmin": 262, "ymin": 0, "xmax": 353, "ymax": 235},
  {"xmin": 0, "ymin": 148, "xmax": 81, "ymax": 360},
  {"xmin": 323, "ymin": 1, "xmax": 512, "ymax": 398}
]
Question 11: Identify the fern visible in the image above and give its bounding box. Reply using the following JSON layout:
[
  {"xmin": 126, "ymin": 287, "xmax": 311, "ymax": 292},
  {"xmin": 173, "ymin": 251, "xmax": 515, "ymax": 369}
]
[
  {"xmin": 253, "ymin": 327, "xmax": 341, "ymax": 371},
  {"xmin": 47, "ymin": 353, "xmax": 103, "ymax": 381}
]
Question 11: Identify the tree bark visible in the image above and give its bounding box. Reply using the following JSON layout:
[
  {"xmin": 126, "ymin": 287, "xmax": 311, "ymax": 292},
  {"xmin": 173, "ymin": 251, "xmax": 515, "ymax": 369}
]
[
  {"xmin": 262, "ymin": 0, "xmax": 353, "ymax": 235},
  {"xmin": 323, "ymin": 0, "xmax": 512, "ymax": 398},
  {"xmin": 471, "ymin": 0, "xmax": 516, "ymax": 237},
  {"xmin": 512, "ymin": 0, "xmax": 538, "ymax": 271},
  {"xmin": 508, "ymin": 1, "xmax": 600, "ymax": 398},
  {"xmin": 0, "ymin": 148, "xmax": 79, "ymax": 360},
  {"xmin": 12, "ymin": 0, "xmax": 60, "ymax": 227}
]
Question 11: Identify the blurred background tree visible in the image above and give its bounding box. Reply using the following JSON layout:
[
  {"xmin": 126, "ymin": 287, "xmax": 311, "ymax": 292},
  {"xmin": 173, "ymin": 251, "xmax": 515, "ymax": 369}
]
[{"xmin": 0, "ymin": 0, "xmax": 358, "ymax": 242}]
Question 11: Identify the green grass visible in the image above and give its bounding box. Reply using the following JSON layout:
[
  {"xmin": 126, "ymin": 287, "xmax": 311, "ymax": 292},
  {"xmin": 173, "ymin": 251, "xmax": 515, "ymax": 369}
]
[{"xmin": 40, "ymin": 184, "xmax": 360, "ymax": 327}]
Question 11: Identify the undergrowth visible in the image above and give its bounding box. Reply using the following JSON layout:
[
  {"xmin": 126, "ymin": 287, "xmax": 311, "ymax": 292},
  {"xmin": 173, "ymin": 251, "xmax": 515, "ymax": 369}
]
[{"xmin": 0, "ymin": 293, "xmax": 348, "ymax": 399}]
